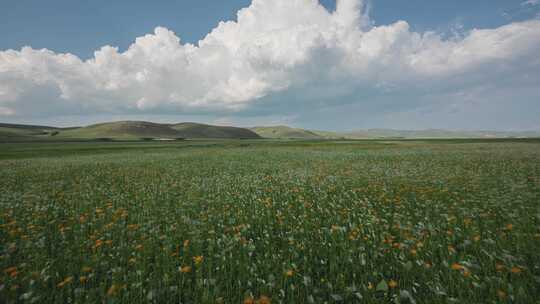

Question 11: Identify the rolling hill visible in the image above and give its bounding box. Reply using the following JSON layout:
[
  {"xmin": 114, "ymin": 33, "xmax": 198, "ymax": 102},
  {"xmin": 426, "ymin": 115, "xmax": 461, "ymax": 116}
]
[
  {"xmin": 55, "ymin": 121, "xmax": 260, "ymax": 140},
  {"xmin": 1, "ymin": 121, "xmax": 538, "ymax": 141},
  {"xmin": 0, "ymin": 123, "xmax": 59, "ymax": 139},
  {"xmin": 172, "ymin": 123, "xmax": 261, "ymax": 139},
  {"xmin": 250, "ymin": 126, "xmax": 327, "ymax": 139}
]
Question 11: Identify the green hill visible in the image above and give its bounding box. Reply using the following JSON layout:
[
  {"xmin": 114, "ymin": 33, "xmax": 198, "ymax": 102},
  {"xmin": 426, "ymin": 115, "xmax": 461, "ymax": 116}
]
[
  {"xmin": 171, "ymin": 122, "xmax": 260, "ymax": 139},
  {"xmin": 0, "ymin": 123, "xmax": 59, "ymax": 139},
  {"xmin": 57, "ymin": 121, "xmax": 260, "ymax": 140},
  {"xmin": 250, "ymin": 126, "xmax": 326, "ymax": 139}
]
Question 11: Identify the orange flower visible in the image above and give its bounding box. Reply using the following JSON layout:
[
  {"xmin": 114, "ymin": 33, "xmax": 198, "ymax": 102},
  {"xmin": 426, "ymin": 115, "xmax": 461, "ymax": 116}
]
[
  {"xmin": 451, "ymin": 263, "xmax": 464, "ymax": 271},
  {"xmin": 388, "ymin": 280, "xmax": 398, "ymax": 288},
  {"xmin": 193, "ymin": 256, "xmax": 204, "ymax": 265},
  {"xmin": 257, "ymin": 295, "xmax": 271, "ymax": 304},
  {"xmin": 79, "ymin": 276, "xmax": 88, "ymax": 284},
  {"xmin": 244, "ymin": 296, "xmax": 255, "ymax": 304},
  {"xmin": 505, "ymin": 224, "xmax": 513, "ymax": 231},
  {"xmin": 511, "ymin": 266, "xmax": 522, "ymax": 274},
  {"xmin": 4, "ymin": 266, "xmax": 17, "ymax": 274},
  {"xmin": 285, "ymin": 270, "xmax": 294, "ymax": 277},
  {"xmin": 180, "ymin": 266, "xmax": 192, "ymax": 273}
]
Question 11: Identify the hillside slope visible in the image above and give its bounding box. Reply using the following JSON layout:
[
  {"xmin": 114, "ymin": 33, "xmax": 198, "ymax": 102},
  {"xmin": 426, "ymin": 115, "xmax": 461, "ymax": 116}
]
[
  {"xmin": 250, "ymin": 126, "xmax": 326, "ymax": 139},
  {"xmin": 0, "ymin": 123, "xmax": 59, "ymax": 139},
  {"xmin": 172, "ymin": 123, "xmax": 260, "ymax": 139},
  {"xmin": 57, "ymin": 121, "xmax": 260, "ymax": 140}
]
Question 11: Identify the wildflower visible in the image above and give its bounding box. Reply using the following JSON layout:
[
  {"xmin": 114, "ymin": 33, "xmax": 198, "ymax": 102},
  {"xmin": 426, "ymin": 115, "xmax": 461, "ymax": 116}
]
[
  {"xmin": 285, "ymin": 270, "xmax": 294, "ymax": 277},
  {"xmin": 193, "ymin": 256, "xmax": 204, "ymax": 265},
  {"xmin": 388, "ymin": 280, "xmax": 398, "ymax": 288},
  {"xmin": 183, "ymin": 240, "xmax": 190, "ymax": 248},
  {"xmin": 244, "ymin": 296, "xmax": 255, "ymax": 304},
  {"xmin": 57, "ymin": 276, "xmax": 73, "ymax": 288},
  {"xmin": 497, "ymin": 290, "xmax": 506, "ymax": 299},
  {"xmin": 451, "ymin": 263, "xmax": 464, "ymax": 271},
  {"xmin": 180, "ymin": 266, "xmax": 192, "ymax": 273},
  {"xmin": 82, "ymin": 266, "xmax": 92, "ymax": 273},
  {"xmin": 107, "ymin": 284, "xmax": 119, "ymax": 296},
  {"xmin": 79, "ymin": 276, "xmax": 88, "ymax": 284},
  {"xmin": 93, "ymin": 239, "xmax": 103, "ymax": 249},
  {"xmin": 473, "ymin": 235, "xmax": 481, "ymax": 242},
  {"xmin": 495, "ymin": 263, "xmax": 505, "ymax": 272},
  {"xmin": 511, "ymin": 266, "xmax": 522, "ymax": 274},
  {"xmin": 463, "ymin": 270, "xmax": 471, "ymax": 277},
  {"xmin": 4, "ymin": 266, "xmax": 17, "ymax": 274},
  {"xmin": 257, "ymin": 295, "xmax": 271, "ymax": 304},
  {"xmin": 367, "ymin": 282, "xmax": 374, "ymax": 290},
  {"xmin": 505, "ymin": 224, "xmax": 513, "ymax": 231},
  {"xmin": 135, "ymin": 244, "xmax": 144, "ymax": 251}
]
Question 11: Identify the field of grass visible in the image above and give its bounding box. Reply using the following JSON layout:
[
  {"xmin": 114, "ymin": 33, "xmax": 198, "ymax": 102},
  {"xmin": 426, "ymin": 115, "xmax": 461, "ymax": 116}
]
[{"xmin": 1, "ymin": 139, "xmax": 539, "ymax": 303}]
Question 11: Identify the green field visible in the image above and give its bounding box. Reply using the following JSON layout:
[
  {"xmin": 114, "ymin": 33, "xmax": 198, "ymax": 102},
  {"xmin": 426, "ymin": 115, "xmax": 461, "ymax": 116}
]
[{"xmin": 1, "ymin": 139, "xmax": 539, "ymax": 303}]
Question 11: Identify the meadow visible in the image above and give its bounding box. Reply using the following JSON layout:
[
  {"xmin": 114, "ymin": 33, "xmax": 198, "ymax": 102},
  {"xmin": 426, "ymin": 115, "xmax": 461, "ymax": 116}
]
[{"xmin": 1, "ymin": 139, "xmax": 539, "ymax": 303}]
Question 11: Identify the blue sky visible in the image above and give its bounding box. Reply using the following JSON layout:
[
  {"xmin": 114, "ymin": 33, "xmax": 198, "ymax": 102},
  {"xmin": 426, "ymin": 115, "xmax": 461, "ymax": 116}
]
[
  {"xmin": 1, "ymin": 0, "xmax": 539, "ymax": 130},
  {"xmin": 1, "ymin": 0, "xmax": 535, "ymax": 59}
]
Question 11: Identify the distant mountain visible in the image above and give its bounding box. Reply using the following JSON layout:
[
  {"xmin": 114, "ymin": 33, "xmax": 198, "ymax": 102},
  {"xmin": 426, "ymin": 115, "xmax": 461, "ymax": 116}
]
[
  {"xmin": 342, "ymin": 129, "xmax": 540, "ymax": 139},
  {"xmin": 251, "ymin": 126, "xmax": 540, "ymax": 139},
  {"xmin": 1, "ymin": 121, "xmax": 260, "ymax": 140}
]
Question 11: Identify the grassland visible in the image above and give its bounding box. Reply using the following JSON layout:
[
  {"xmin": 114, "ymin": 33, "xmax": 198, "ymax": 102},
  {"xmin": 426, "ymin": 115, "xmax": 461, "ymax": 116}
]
[{"xmin": 1, "ymin": 139, "xmax": 539, "ymax": 303}]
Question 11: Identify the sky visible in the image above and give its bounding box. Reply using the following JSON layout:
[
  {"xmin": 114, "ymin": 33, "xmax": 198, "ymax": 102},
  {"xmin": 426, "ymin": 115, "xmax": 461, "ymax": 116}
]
[{"xmin": 1, "ymin": 0, "xmax": 539, "ymax": 131}]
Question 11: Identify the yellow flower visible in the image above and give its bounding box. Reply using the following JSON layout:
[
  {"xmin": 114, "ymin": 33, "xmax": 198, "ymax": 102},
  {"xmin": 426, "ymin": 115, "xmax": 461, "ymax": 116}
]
[
  {"xmin": 505, "ymin": 224, "xmax": 513, "ymax": 231},
  {"xmin": 57, "ymin": 276, "xmax": 73, "ymax": 288},
  {"xmin": 79, "ymin": 276, "xmax": 88, "ymax": 284},
  {"xmin": 495, "ymin": 263, "xmax": 505, "ymax": 272},
  {"xmin": 107, "ymin": 284, "xmax": 119, "ymax": 297},
  {"xmin": 285, "ymin": 270, "xmax": 294, "ymax": 277},
  {"xmin": 193, "ymin": 256, "xmax": 204, "ymax": 265},
  {"xmin": 388, "ymin": 280, "xmax": 398, "ymax": 288},
  {"xmin": 180, "ymin": 266, "xmax": 192, "ymax": 273},
  {"xmin": 183, "ymin": 240, "xmax": 190, "ymax": 248},
  {"xmin": 367, "ymin": 282, "xmax": 374, "ymax": 290},
  {"xmin": 82, "ymin": 266, "xmax": 92, "ymax": 273}
]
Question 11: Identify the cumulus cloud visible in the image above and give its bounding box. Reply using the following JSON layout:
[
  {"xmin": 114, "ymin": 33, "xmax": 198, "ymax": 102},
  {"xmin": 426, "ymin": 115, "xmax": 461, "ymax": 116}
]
[{"xmin": 1, "ymin": 0, "xmax": 540, "ymax": 122}]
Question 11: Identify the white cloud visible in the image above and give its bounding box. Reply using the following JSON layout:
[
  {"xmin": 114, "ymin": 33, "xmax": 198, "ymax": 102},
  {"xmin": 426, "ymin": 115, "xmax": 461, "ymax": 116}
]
[
  {"xmin": 1, "ymin": 0, "xmax": 540, "ymax": 124},
  {"xmin": 522, "ymin": 0, "xmax": 540, "ymax": 6}
]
